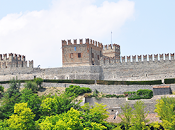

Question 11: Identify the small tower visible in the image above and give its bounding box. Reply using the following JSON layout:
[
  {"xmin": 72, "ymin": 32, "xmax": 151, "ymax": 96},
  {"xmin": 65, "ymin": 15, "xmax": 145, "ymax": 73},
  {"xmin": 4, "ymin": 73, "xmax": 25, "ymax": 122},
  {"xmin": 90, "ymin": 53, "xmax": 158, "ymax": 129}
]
[{"xmin": 102, "ymin": 44, "xmax": 120, "ymax": 61}]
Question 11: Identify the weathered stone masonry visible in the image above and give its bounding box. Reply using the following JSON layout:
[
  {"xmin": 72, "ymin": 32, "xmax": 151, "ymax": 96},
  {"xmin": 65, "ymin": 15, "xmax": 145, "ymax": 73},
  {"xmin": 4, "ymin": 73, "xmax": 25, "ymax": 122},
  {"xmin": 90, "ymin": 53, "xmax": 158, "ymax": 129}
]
[{"xmin": 0, "ymin": 38, "xmax": 175, "ymax": 81}]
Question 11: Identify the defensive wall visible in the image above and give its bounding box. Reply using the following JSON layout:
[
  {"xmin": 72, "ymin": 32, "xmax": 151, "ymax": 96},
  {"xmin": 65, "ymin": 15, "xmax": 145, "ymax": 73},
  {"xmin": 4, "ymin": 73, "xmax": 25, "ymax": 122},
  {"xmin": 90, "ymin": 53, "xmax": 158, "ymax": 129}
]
[
  {"xmin": 101, "ymin": 53, "xmax": 175, "ymax": 81},
  {"xmin": 0, "ymin": 39, "xmax": 175, "ymax": 82}
]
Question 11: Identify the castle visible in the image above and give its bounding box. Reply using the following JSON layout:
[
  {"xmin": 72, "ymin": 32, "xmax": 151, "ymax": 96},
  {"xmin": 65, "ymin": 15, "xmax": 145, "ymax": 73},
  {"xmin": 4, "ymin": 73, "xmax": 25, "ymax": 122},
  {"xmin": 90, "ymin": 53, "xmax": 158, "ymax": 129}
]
[{"xmin": 0, "ymin": 38, "xmax": 175, "ymax": 82}]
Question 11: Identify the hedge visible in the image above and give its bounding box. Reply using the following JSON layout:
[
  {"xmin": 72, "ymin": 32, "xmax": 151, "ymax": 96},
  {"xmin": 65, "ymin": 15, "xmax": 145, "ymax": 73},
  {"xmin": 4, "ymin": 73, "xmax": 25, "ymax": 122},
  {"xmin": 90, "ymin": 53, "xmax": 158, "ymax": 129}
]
[
  {"xmin": 43, "ymin": 79, "xmax": 95, "ymax": 84},
  {"xmin": 97, "ymin": 80, "xmax": 162, "ymax": 85},
  {"xmin": 164, "ymin": 78, "xmax": 175, "ymax": 84}
]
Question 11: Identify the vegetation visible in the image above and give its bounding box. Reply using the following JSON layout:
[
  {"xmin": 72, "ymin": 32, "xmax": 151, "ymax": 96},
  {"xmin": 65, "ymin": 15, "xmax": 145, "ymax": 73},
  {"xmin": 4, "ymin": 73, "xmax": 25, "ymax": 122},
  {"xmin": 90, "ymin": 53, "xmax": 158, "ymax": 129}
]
[
  {"xmin": 65, "ymin": 85, "xmax": 92, "ymax": 96},
  {"xmin": 97, "ymin": 80, "xmax": 162, "ymax": 85},
  {"xmin": 124, "ymin": 89, "xmax": 153, "ymax": 100},
  {"xmin": 164, "ymin": 78, "xmax": 175, "ymax": 84},
  {"xmin": 1, "ymin": 78, "xmax": 175, "ymax": 129},
  {"xmin": 154, "ymin": 97, "xmax": 175, "ymax": 129},
  {"xmin": 0, "ymin": 86, "xmax": 4, "ymax": 93}
]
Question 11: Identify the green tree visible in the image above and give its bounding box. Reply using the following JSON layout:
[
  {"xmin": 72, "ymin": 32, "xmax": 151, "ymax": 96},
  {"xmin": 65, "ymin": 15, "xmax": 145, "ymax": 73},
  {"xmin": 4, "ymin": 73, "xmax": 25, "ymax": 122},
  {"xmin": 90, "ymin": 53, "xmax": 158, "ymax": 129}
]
[
  {"xmin": 0, "ymin": 78, "xmax": 21, "ymax": 119},
  {"xmin": 24, "ymin": 81, "xmax": 38, "ymax": 92},
  {"xmin": 7, "ymin": 103, "xmax": 35, "ymax": 130},
  {"xmin": 130, "ymin": 101, "xmax": 149, "ymax": 130},
  {"xmin": 34, "ymin": 78, "xmax": 43, "ymax": 89},
  {"xmin": 80, "ymin": 103, "xmax": 109, "ymax": 129},
  {"xmin": 0, "ymin": 85, "xmax": 4, "ymax": 93},
  {"xmin": 20, "ymin": 88, "xmax": 42, "ymax": 120},
  {"xmin": 155, "ymin": 97, "xmax": 175, "ymax": 130},
  {"xmin": 5, "ymin": 78, "xmax": 20, "ymax": 98},
  {"xmin": 37, "ymin": 108, "xmax": 84, "ymax": 130},
  {"xmin": 40, "ymin": 93, "xmax": 78, "ymax": 117},
  {"xmin": 119, "ymin": 103, "xmax": 133, "ymax": 130}
]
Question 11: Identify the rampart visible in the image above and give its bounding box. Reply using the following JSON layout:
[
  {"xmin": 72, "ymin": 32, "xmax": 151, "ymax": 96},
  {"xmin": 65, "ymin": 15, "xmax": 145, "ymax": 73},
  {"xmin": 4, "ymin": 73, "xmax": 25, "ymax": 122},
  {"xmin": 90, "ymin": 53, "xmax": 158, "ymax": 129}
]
[
  {"xmin": 101, "ymin": 53, "xmax": 175, "ymax": 81},
  {"xmin": 0, "ymin": 39, "xmax": 175, "ymax": 82}
]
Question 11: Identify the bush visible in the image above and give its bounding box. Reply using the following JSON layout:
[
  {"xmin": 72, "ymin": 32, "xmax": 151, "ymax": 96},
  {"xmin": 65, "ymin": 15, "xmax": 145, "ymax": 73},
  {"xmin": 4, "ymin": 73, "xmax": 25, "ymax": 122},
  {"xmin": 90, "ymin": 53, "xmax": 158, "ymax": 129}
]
[
  {"xmin": 0, "ymin": 86, "xmax": 4, "ymax": 92},
  {"xmin": 105, "ymin": 94, "xmax": 125, "ymax": 98},
  {"xmin": 65, "ymin": 85, "xmax": 92, "ymax": 96},
  {"xmin": 24, "ymin": 81, "xmax": 38, "ymax": 93},
  {"xmin": 137, "ymin": 89, "xmax": 153, "ymax": 98},
  {"xmin": 34, "ymin": 78, "xmax": 43, "ymax": 88},
  {"xmin": 127, "ymin": 89, "xmax": 153, "ymax": 100}
]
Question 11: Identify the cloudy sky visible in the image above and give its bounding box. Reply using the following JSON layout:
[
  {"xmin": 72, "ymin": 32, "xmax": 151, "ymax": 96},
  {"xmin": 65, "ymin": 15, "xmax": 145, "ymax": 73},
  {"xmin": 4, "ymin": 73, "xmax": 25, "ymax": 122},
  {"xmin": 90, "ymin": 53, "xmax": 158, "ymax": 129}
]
[{"xmin": 0, "ymin": 0, "xmax": 175, "ymax": 68}]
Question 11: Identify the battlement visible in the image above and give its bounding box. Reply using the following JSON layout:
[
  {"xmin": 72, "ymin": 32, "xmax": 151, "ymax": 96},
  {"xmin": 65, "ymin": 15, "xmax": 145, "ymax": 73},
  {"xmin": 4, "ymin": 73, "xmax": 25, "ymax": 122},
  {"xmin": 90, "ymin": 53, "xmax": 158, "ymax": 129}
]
[
  {"xmin": 103, "ymin": 44, "xmax": 120, "ymax": 50},
  {"xmin": 0, "ymin": 53, "xmax": 33, "ymax": 69},
  {"xmin": 62, "ymin": 38, "xmax": 103, "ymax": 48},
  {"xmin": 101, "ymin": 53, "xmax": 175, "ymax": 65}
]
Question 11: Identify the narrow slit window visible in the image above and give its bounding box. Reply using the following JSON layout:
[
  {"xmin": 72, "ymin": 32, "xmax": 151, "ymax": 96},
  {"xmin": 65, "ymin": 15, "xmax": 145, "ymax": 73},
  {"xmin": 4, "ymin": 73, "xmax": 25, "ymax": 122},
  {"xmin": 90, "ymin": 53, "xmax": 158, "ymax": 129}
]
[{"xmin": 78, "ymin": 53, "xmax": 81, "ymax": 58}]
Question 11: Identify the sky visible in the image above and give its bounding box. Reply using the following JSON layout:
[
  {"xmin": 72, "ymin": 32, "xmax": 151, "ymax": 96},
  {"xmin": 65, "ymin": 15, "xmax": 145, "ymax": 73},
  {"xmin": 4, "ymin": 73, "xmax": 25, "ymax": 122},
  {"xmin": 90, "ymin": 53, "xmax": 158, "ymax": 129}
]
[{"xmin": 0, "ymin": 0, "xmax": 175, "ymax": 68}]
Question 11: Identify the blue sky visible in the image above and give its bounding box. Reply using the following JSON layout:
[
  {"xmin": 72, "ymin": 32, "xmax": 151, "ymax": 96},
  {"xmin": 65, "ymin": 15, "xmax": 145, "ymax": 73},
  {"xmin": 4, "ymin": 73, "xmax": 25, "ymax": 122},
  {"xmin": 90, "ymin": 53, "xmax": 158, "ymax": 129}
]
[{"xmin": 0, "ymin": 0, "xmax": 175, "ymax": 68}]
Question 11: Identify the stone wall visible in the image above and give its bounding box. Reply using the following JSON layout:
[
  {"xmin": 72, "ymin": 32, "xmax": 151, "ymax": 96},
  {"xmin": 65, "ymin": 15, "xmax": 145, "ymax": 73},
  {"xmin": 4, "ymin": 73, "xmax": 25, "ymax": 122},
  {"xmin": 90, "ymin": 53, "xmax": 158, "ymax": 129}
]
[
  {"xmin": 85, "ymin": 97, "xmax": 157, "ymax": 114},
  {"xmin": 101, "ymin": 59, "xmax": 175, "ymax": 81}
]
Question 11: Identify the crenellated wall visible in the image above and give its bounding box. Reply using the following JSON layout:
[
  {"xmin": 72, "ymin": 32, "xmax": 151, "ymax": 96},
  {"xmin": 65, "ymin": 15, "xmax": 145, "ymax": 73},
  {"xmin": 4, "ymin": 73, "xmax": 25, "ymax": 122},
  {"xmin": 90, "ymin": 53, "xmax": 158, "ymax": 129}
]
[
  {"xmin": 0, "ymin": 53, "xmax": 33, "ymax": 69},
  {"xmin": 100, "ymin": 53, "xmax": 175, "ymax": 81},
  {"xmin": 101, "ymin": 53, "xmax": 174, "ymax": 64}
]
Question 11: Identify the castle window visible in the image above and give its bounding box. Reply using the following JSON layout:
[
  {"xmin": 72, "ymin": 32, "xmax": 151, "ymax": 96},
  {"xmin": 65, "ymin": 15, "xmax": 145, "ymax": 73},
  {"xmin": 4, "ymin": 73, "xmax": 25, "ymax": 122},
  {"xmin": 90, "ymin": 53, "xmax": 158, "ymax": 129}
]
[
  {"xmin": 97, "ymin": 55, "xmax": 99, "ymax": 60},
  {"xmin": 78, "ymin": 53, "xmax": 81, "ymax": 58},
  {"xmin": 92, "ymin": 53, "xmax": 94, "ymax": 58},
  {"xmin": 74, "ymin": 47, "xmax": 76, "ymax": 51},
  {"xmin": 92, "ymin": 61, "xmax": 94, "ymax": 65},
  {"xmin": 70, "ymin": 53, "xmax": 73, "ymax": 58}
]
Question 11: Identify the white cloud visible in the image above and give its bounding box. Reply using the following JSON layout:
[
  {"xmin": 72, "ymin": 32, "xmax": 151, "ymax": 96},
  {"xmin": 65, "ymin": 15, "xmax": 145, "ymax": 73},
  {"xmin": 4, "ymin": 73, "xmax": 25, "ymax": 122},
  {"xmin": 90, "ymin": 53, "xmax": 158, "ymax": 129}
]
[{"xmin": 0, "ymin": 0, "xmax": 135, "ymax": 68}]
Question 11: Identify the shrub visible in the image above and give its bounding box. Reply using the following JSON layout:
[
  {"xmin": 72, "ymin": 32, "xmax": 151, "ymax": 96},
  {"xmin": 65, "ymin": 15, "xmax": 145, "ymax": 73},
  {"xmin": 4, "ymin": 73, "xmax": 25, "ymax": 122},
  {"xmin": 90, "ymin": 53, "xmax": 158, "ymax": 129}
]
[
  {"xmin": 0, "ymin": 86, "xmax": 4, "ymax": 93},
  {"xmin": 127, "ymin": 89, "xmax": 153, "ymax": 100},
  {"xmin": 34, "ymin": 78, "xmax": 43, "ymax": 89},
  {"xmin": 65, "ymin": 85, "xmax": 92, "ymax": 96},
  {"xmin": 24, "ymin": 81, "xmax": 38, "ymax": 93}
]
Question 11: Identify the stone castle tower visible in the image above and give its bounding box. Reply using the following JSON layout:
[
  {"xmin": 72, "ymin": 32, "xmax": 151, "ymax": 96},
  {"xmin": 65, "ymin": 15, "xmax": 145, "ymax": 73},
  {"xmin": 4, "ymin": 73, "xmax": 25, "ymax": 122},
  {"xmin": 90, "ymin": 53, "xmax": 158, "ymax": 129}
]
[{"xmin": 62, "ymin": 38, "xmax": 120, "ymax": 67}]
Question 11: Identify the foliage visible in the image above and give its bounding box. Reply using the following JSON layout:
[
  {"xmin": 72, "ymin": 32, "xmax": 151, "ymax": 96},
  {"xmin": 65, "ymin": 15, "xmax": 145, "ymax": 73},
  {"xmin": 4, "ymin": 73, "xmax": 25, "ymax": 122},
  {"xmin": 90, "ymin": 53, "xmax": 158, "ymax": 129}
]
[
  {"xmin": 7, "ymin": 103, "xmax": 35, "ymax": 130},
  {"xmin": 0, "ymin": 78, "xmax": 21, "ymax": 119},
  {"xmin": 118, "ymin": 101, "xmax": 149, "ymax": 130},
  {"xmin": 65, "ymin": 85, "xmax": 92, "ymax": 96},
  {"xmin": 127, "ymin": 89, "xmax": 153, "ymax": 100},
  {"xmin": 80, "ymin": 103, "xmax": 111, "ymax": 129},
  {"xmin": 20, "ymin": 88, "xmax": 42, "ymax": 121},
  {"xmin": 137, "ymin": 89, "xmax": 153, "ymax": 97},
  {"xmin": 34, "ymin": 78, "xmax": 43, "ymax": 89},
  {"xmin": 43, "ymin": 79, "xmax": 95, "ymax": 84},
  {"xmin": 97, "ymin": 80, "xmax": 162, "ymax": 85},
  {"xmin": 105, "ymin": 94, "xmax": 125, "ymax": 98},
  {"xmin": 118, "ymin": 103, "xmax": 133, "ymax": 130},
  {"xmin": 0, "ymin": 85, "xmax": 4, "ymax": 93},
  {"xmin": 124, "ymin": 91, "xmax": 136, "ymax": 96},
  {"xmin": 130, "ymin": 101, "xmax": 149, "ymax": 130},
  {"xmin": 24, "ymin": 81, "xmax": 38, "ymax": 92},
  {"xmin": 155, "ymin": 97, "xmax": 175, "ymax": 129},
  {"xmin": 40, "ymin": 93, "xmax": 78, "ymax": 117},
  {"xmin": 164, "ymin": 78, "xmax": 175, "ymax": 84},
  {"xmin": 37, "ymin": 108, "xmax": 84, "ymax": 130},
  {"xmin": 5, "ymin": 78, "xmax": 20, "ymax": 98}
]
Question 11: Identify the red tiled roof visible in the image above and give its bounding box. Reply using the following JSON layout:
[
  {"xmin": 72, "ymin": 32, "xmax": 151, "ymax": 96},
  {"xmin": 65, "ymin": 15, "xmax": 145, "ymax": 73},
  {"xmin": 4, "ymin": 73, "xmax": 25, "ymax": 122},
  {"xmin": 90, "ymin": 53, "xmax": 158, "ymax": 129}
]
[{"xmin": 153, "ymin": 86, "xmax": 170, "ymax": 88}]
